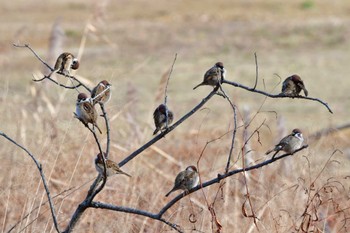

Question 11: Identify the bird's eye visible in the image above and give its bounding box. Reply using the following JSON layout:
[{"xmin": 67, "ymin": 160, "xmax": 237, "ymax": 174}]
[{"xmin": 71, "ymin": 60, "xmax": 80, "ymax": 70}]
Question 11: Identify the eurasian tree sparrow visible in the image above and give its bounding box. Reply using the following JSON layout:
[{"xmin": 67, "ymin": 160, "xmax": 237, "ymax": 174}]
[
  {"xmin": 266, "ymin": 128, "xmax": 304, "ymax": 159},
  {"xmin": 75, "ymin": 93, "xmax": 102, "ymax": 134},
  {"xmin": 281, "ymin": 74, "xmax": 308, "ymax": 97},
  {"xmin": 50, "ymin": 52, "xmax": 79, "ymax": 77},
  {"xmin": 95, "ymin": 152, "xmax": 131, "ymax": 178},
  {"xmin": 91, "ymin": 80, "xmax": 112, "ymax": 105},
  {"xmin": 165, "ymin": 165, "xmax": 199, "ymax": 197},
  {"xmin": 193, "ymin": 62, "xmax": 225, "ymax": 90},
  {"xmin": 153, "ymin": 104, "xmax": 174, "ymax": 135}
]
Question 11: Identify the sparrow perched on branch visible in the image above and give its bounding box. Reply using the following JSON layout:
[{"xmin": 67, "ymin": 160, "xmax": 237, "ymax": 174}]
[
  {"xmin": 153, "ymin": 104, "xmax": 174, "ymax": 135},
  {"xmin": 91, "ymin": 80, "xmax": 112, "ymax": 105},
  {"xmin": 266, "ymin": 128, "xmax": 304, "ymax": 159},
  {"xmin": 193, "ymin": 62, "xmax": 225, "ymax": 90},
  {"xmin": 165, "ymin": 165, "xmax": 199, "ymax": 197},
  {"xmin": 281, "ymin": 74, "xmax": 308, "ymax": 97},
  {"xmin": 50, "ymin": 52, "xmax": 79, "ymax": 77},
  {"xmin": 75, "ymin": 93, "xmax": 102, "ymax": 134},
  {"xmin": 95, "ymin": 152, "xmax": 131, "ymax": 178}
]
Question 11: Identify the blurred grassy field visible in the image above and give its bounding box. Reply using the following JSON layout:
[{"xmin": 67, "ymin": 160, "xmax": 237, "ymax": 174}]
[{"xmin": 1, "ymin": 0, "xmax": 350, "ymax": 232}]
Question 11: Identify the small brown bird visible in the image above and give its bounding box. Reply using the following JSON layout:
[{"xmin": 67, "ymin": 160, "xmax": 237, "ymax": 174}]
[
  {"xmin": 193, "ymin": 62, "xmax": 226, "ymax": 90},
  {"xmin": 266, "ymin": 128, "xmax": 304, "ymax": 159},
  {"xmin": 50, "ymin": 52, "xmax": 79, "ymax": 77},
  {"xmin": 281, "ymin": 74, "xmax": 308, "ymax": 97},
  {"xmin": 91, "ymin": 80, "xmax": 112, "ymax": 105},
  {"xmin": 75, "ymin": 93, "xmax": 102, "ymax": 134},
  {"xmin": 165, "ymin": 165, "xmax": 199, "ymax": 197},
  {"xmin": 95, "ymin": 152, "xmax": 131, "ymax": 177},
  {"xmin": 153, "ymin": 104, "xmax": 174, "ymax": 135}
]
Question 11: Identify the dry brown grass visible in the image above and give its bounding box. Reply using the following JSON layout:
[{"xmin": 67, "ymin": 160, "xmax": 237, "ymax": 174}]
[{"xmin": 1, "ymin": 0, "xmax": 350, "ymax": 232}]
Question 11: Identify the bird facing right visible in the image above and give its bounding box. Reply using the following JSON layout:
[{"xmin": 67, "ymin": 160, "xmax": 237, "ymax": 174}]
[
  {"xmin": 193, "ymin": 62, "xmax": 226, "ymax": 90},
  {"xmin": 153, "ymin": 104, "xmax": 174, "ymax": 135},
  {"xmin": 91, "ymin": 80, "xmax": 112, "ymax": 105},
  {"xmin": 281, "ymin": 74, "xmax": 308, "ymax": 97},
  {"xmin": 75, "ymin": 93, "xmax": 102, "ymax": 134},
  {"xmin": 165, "ymin": 165, "xmax": 199, "ymax": 197},
  {"xmin": 51, "ymin": 52, "xmax": 79, "ymax": 77},
  {"xmin": 95, "ymin": 152, "xmax": 131, "ymax": 178},
  {"xmin": 266, "ymin": 128, "xmax": 304, "ymax": 159}
]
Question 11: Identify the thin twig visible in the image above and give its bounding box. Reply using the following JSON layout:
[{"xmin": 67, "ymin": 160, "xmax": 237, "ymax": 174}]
[
  {"xmin": 158, "ymin": 145, "xmax": 308, "ymax": 217},
  {"xmin": 13, "ymin": 43, "xmax": 53, "ymax": 71},
  {"xmin": 164, "ymin": 53, "xmax": 177, "ymax": 128},
  {"xmin": 32, "ymin": 75, "xmax": 82, "ymax": 89},
  {"xmin": 90, "ymin": 86, "xmax": 111, "ymax": 103},
  {"xmin": 241, "ymin": 132, "xmax": 259, "ymax": 230},
  {"xmin": 253, "ymin": 52, "xmax": 258, "ymax": 90},
  {"xmin": 90, "ymin": 202, "xmax": 183, "ymax": 233},
  {"xmin": 64, "ymin": 115, "xmax": 108, "ymax": 233},
  {"xmin": 221, "ymin": 86, "xmax": 237, "ymax": 174},
  {"xmin": 0, "ymin": 132, "xmax": 61, "ymax": 233},
  {"xmin": 14, "ymin": 43, "xmax": 91, "ymax": 92},
  {"xmin": 100, "ymin": 104, "xmax": 111, "ymax": 157},
  {"xmin": 222, "ymin": 79, "xmax": 333, "ymax": 113}
]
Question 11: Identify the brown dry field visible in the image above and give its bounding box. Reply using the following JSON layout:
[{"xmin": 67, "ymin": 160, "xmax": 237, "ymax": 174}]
[{"xmin": 1, "ymin": 0, "xmax": 350, "ymax": 232}]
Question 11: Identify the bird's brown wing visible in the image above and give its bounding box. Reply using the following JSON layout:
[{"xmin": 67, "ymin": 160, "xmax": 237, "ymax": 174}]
[
  {"xmin": 276, "ymin": 135, "xmax": 291, "ymax": 150},
  {"xmin": 266, "ymin": 134, "xmax": 289, "ymax": 154},
  {"xmin": 204, "ymin": 67, "xmax": 221, "ymax": 82},
  {"xmin": 174, "ymin": 170, "xmax": 187, "ymax": 189},
  {"xmin": 153, "ymin": 108, "xmax": 166, "ymax": 134},
  {"xmin": 53, "ymin": 53, "xmax": 65, "ymax": 71},
  {"xmin": 91, "ymin": 84, "xmax": 104, "ymax": 104},
  {"xmin": 82, "ymin": 102, "xmax": 97, "ymax": 122},
  {"xmin": 62, "ymin": 54, "xmax": 73, "ymax": 72},
  {"xmin": 282, "ymin": 78, "xmax": 294, "ymax": 94},
  {"xmin": 107, "ymin": 159, "xmax": 131, "ymax": 177}
]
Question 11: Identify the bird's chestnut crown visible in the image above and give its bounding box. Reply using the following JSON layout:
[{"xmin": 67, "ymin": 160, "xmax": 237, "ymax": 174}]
[
  {"xmin": 290, "ymin": 75, "xmax": 302, "ymax": 83},
  {"xmin": 77, "ymin": 93, "xmax": 88, "ymax": 101},
  {"xmin": 215, "ymin": 62, "xmax": 224, "ymax": 69},
  {"xmin": 101, "ymin": 80, "xmax": 111, "ymax": 86},
  {"xmin": 292, "ymin": 128, "xmax": 302, "ymax": 135},
  {"xmin": 96, "ymin": 152, "xmax": 107, "ymax": 162},
  {"xmin": 157, "ymin": 104, "xmax": 167, "ymax": 114},
  {"xmin": 186, "ymin": 165, "xmax": 197, "ymax": 172}
]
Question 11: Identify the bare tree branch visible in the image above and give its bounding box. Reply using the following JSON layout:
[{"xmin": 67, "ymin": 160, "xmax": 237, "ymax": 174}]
[
  {"xmin": 90, "ymin": 202, "xmax": 183, "ymax": 233},
  {"xmin": 0, "ymin": 132, "xmax": 61, "ymax": 233},
  {"xmin": 32, "ymin": 74, "xmax": 83, "ymax": 89},
  {"xmin": 222, "ymin": 79, "xmax": 333, "ymax": 114},
  {"xmin": 118, "ymin": 86, "xmax": 219, "ymax": 167},
  {"xmin": 13, "ymin": 43, "xmax": 53, "ymax": 71},
  {"xmin": 158, "ymin": 145, "xmax": 308, "ymax": 217},
  {"xmin": 99, "ymin": 103, "xmax": 111, "ymax": 157},
  {"xmin": 222, "ymin": 87, "xmax": 238, "ymax": 174},
  {"xmin": 13, "ymin": 43, "xmax": 91, "ymax": 92},
  {"xmin": 11, "ymin": 43, "xmax": 329, "ymax": 232}
]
